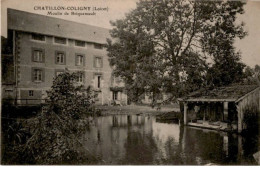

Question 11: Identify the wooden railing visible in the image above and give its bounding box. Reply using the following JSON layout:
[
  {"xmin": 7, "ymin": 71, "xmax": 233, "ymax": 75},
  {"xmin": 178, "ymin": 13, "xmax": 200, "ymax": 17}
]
[
  {"xmin": 2, "ymin": 98, "xmax": 47, "ymax": 106},
  {"xmin": 2, "ymin": 98, "xmax": 93, "ymax": 106}
]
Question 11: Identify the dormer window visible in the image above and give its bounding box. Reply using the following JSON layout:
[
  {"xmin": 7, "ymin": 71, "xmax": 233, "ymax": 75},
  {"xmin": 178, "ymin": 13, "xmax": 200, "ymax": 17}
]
[
  {"xmin": 75, "ymin": 40, "xmax": 85, "ymax": 47},
  {"xmin": 31, "ymin": 33, "xmax": 45, "ymax": 41},
  {"xmin": 94, "ymin": 43, "xmax": 103, "ymax": 49},
  {"xmin": 54, "ymin": 37, "xmax": 67, "ymax": 44}
]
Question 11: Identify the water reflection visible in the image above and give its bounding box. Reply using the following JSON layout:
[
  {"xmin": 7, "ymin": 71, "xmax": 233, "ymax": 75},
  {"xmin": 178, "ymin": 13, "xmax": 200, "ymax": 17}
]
[{"xmin": 82, "ymin": 115, "xmax": 259, "ymax": 165}]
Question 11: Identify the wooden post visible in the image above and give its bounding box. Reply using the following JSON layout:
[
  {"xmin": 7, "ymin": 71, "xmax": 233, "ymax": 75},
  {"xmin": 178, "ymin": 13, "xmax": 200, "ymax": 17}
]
[
  {"xmin": 259, "ymin": 89, "xmax": 260, "ymax": 111},
  {"xmin": 237, "ymin": 135, "xmax": 243, "ymax": 160},
  {"xmin": 182, "ymin": 126, "xmax": 187, "ymax": 151},
  {"xmin": 17, "ymin": 89, "xmax": 21, "ymax": 105},
  {"xmin": 223, "ymin": 135, "xmax": 229, "ymax": 157},
  {"xmin": 184, "ymin": 102, "xmax": 188, "ymax": 125},
  {"xmin": 213, "ymin": 103, "xmax": 216, "ymax": 121},
  {"xmin": 203, "ymin": 106, "xmax": 206, "ymax": 123},
  {"xmin": 127, "ymin": 115, "xmax": 132, "ymax": 125},
  {"xmin": 236, "ymin": 103, "xmax": 243, "ymax": 133},
  {"xmin": 224, "ymin": 102, "xmax": 228, "ymax": 121}
]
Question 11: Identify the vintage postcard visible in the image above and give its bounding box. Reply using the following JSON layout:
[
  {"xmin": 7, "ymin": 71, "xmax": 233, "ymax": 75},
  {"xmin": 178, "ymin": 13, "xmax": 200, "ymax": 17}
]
[{"xmin": 1, "ymin": 0, "xmax": 260, "ymax": 165}]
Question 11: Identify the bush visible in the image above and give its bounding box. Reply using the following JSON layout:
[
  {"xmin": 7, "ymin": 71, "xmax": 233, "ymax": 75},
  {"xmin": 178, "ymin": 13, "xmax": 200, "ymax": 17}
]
[{"xmin": 3, "ymin": 71, "xmax": 97, "ymax": 164}]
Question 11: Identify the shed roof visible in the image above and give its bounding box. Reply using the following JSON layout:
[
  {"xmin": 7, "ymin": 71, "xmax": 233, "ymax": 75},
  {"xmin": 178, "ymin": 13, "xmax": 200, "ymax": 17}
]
[
  {"xmin": 7, "ymin": 8, "xmax": 110, "ymax": 44},
  {"xmin": 180, "ymin": 85, "xmax": 260, "ymax": 102}
]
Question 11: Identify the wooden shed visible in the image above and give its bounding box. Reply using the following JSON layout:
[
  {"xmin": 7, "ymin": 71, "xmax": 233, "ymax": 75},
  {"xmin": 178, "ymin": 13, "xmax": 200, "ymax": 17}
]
[{"xmin": 178, "ymin": 85, "xmax": 260, "ymax": 133}]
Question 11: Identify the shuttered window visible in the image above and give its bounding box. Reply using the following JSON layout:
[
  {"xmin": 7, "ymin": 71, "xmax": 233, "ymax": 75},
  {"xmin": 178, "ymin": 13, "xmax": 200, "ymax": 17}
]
[
  {"xmin": 32, "ymin": 68, "xmax": 44, "ymax": 82},
  {"xmin": 32, "ymin": 48, "xmax": 44, "ymax": 62},
  {"xmin": 55, "ymin": 51, "xmax": 66, "ymax": 65},
  {"xmin": 77, "ymin": 73, "xmax": 84, "ymax": 83},
  {"xmin": 94, "ymin": 56, "xmax": 103, "ymax": 68},
  {"xmin": 29, "ymin": 90, "xmax": 34, "ymax": 96}
]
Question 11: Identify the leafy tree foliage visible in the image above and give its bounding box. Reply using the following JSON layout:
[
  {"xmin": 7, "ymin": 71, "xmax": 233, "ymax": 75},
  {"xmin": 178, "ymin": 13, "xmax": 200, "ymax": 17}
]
[
  {"xmin": 6, "ymin": 71, "xmax": 97, "ymax": 164},
  {"xmin": 243, "ymin": 64, "xmax": 260, "ymax": 85},
  {"xmin": 107, "ymin": 0, "xmax": 247, "ymax": 103}
]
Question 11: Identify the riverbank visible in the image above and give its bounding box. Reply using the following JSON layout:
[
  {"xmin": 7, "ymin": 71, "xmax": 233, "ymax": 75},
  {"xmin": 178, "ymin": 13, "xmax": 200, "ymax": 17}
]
[{"xmin": 96, "ymin": 104, "xmax": 180, "ymax": 115}]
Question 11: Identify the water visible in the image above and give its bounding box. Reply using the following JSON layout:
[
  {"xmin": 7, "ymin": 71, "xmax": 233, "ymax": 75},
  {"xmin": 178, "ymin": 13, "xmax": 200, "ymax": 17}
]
[{"xmin": 82, "ymin": 114, "xmax": 259, "ymax": 165}]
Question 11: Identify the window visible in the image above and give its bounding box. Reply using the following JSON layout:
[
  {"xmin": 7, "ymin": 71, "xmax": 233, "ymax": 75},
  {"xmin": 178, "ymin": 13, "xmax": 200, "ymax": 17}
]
[
  {"xmin": 75, "ymin": 40, "xmax": 85, "ymax": 47},
  {"xmin": 94, "ymin": 43, "xmax": 103, "ymax": 49},
  {"xmin": 76, "ymin": 54, "xmax": 84, "ymax": 66},
  {"xmin": 113, "ymin": 91, "xmax": 118, "ymax": 100},
  {"xmin": 54, "ymin": 37, "xmax": 67, "ymax": 44},
  {"xmin": 98, "ymin": 76, "xmax": 101, "ymax": 88},
  {"xmin": 32, "ymin": 49, "xmax": 44, "ymax": 62},
  {"xmin": 55, "ymin": 70, "xmax": 64, "ymax": 77},
  {"xmin": 94, "ymin": 57, "xmax": 102, "ymax": 68},
  {"xmin": 55, "ymin": 51, "xmax": 66, "ymax": 64},
  {"xmin": 77, "ymin": 73, "xmax": 84, "ymax": 83},
  {"xmin": 31, "ymin": 33, "xmax": 45, "ymax": 41},
  {"xmin": 5, "ymin": 89, "xmax": 13, "ymax": 96},
  {"xmin": 29, "ymin": 90, "xmax": 34, "ymax": 97},
  {"xmin": 32, "ymin": 69, "xmax": 43, "ymax": 82},
  {"xmin": 94, "ymin": 75, "xmax": 102, "ymax": 88}
]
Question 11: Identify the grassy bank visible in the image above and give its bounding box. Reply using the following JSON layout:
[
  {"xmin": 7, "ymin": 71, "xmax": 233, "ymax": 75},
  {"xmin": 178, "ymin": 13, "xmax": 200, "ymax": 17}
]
[{"xmin": 96, "ymin": 103, "xmax": 180, "ymax": 115}]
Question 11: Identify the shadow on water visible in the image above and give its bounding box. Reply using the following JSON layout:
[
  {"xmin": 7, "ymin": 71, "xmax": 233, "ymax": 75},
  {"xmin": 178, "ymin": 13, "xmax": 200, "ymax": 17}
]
[{"xmin": 82, "ymin": 114, "xmax": 259, "ymax": 165}]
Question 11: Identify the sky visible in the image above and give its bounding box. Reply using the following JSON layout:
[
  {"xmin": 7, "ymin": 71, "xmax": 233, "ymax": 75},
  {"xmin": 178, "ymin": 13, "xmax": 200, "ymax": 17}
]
[{"xmin": 1, "ymin": 0, "xmax": 260, "ymax": 68}]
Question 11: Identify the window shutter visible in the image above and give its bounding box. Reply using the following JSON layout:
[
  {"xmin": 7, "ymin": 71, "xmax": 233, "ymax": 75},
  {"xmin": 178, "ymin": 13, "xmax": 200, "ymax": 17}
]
[
  {"xmin": 83, "ymin": 73, "xmax": 86, "ymax": 83},
  {"xmin": 94, "ymin": 57, "xmax": 96, "ymax": 68},
  {"xmin": 42, "ymin": 68, "xmax": 45, "ymax": 82},
  {"xmin": 83, "ymin": 55, "xmax": 85, "ymax": 66},
  {"xmin": 55, "ymin": 51, "xmax": 59, "ymax": 64},
  {"xmin": 31, "ymin": 48, "xmax": 34, "ymax": 62},
  {"xmin": 55, "ymin": 53, "xmax": 57, "ymax": 64},
  {"xmin": 31, "ymin": 67, "xmax": 34, "ymax": 82},
  {"xmin": 42, "ymin": 49, "xmax": 45, "ymax": 62},
  {"xmin": 64, "ymin": 53, "xmax": 66, "ymax": 64}
]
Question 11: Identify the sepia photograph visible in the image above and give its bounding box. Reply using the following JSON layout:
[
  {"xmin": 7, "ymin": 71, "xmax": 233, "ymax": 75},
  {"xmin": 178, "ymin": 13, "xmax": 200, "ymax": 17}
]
[{"xmin": 1, "ymin": 0, "xmax": 260, "ymax": 165}]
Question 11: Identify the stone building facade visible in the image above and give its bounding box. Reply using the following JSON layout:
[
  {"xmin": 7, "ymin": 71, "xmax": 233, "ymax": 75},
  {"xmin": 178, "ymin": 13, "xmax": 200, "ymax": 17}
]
[{"xmin": 1, "ymin": 8, "xmax": 127, "ymax": 105}]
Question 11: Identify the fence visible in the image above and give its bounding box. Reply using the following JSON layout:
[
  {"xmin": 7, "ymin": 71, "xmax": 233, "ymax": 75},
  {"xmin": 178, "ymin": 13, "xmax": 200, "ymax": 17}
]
[
  {"xmin": 2, "ymin": 98, "xmax": 94, "ymax": 106},
  {"xmin": 2, "ymin": 98, "xmax": 47, "ymax": 106}
]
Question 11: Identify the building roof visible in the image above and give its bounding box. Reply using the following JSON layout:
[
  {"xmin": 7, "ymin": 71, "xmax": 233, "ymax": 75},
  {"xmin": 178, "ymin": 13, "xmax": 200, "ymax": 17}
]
[
  {"xmin": 180, "ymin": 85, "xmax": 260, "ymax": 102},
  {"xmin": 7, "ymin": 8, "xmax": 110, "ymax": 44}
]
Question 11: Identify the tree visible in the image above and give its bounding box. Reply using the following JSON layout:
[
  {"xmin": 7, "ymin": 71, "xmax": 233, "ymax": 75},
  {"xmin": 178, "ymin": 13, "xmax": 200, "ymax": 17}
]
[
  {"xmin": 107, "ymin": 0, "xmax": 247, "ymax": 103},
  {"xmin": 11, "ymin": 71, "xmax": 97, "ymax": 164},
  {"xmin": 243, "ymin": 64, "xmax": 260, "ymax": 85},
  {"xmin": 254, "ymin": 65, "xmax": 260, "ymax": 85},
  {"xmin": 206, "ymin": 53, "xmax": 245, "ymax": 87}
]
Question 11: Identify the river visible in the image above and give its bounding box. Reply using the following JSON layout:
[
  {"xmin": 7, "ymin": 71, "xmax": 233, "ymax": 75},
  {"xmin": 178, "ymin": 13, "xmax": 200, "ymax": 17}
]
[{"xmin": 81, "ymin": 114, "xmax": 259, "ymax": 165}]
